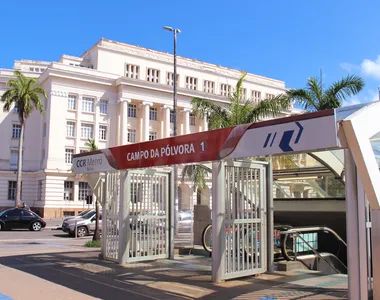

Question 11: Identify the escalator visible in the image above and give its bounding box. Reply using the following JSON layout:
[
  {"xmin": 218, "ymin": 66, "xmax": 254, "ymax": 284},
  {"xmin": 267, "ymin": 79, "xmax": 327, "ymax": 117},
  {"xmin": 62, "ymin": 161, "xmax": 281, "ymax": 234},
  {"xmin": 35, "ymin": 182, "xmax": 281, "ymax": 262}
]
[{"xmin": 278, "ymin": 226, "xmax": 347, "ymax": 275}]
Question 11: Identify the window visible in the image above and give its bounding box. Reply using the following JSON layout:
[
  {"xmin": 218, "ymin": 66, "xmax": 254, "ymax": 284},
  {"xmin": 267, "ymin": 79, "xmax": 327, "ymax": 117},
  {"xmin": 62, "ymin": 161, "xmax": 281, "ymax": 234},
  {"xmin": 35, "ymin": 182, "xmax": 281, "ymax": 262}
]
[
  {"xmin": 127, "ymin": 129, "xmax": 136, "ymax": 143},
  {"xmin": 220, "ymin": 84, "xmax": 232, "ymax": 97},
  {"xmin": 186, "ymin": 76, "xmax": 198, "ymax": 90},
  {"xmin": 29, "ymin": 67, "xmax": 34, "ymax": 72},
  {"xmin": 80, "ymin": 124, "xmax": 94, "ymax": 139},
  {"xmin": 64, "ymin": 181, "xmax": 73, "ymax": 201},
  {"xmin": 203, "ymin": 80, "xmax": 215, "ymax": 94},
  {"xmin": 82, "ymin": 97, "xmax": 95, "ymax": 113},
  {"xmin": 252, "ymin": 90, "xmax": 261, "ymax": 103},
  {"xmin": 66, "ymin": 121, "xmax": 75, "ymax": 137},
  {"xmin": 147, "ymin": 68, "xmax": 160, "ymax": 83},
  {"xmin": 149, "ymin": 131, "xmax": 157, "ymax": 141},
  {"xmin": 266, "ymin": 93, "xmax": 275, "ymax": 99},
  {"xmin": 99, "ymin": 125, "xmax": 107, "ymax": 140},
  {"xmin": 190, "ymin": 114, "xmax": 196, "ymax": 126},
  {"xmin": 43, "ymin": 122, "xmax": 47, "ymax": 137},
  {"xmin": 68, "ymin": 95, "xmax": 77, "ymax": 110},
  {"xmin": 170, "ymin": 110, "xmax": 175, "ymax": 123},
  {"xmin": 241, "ymin": 88, "xmax": 247, "ymax": 99},
  {"xmin": 65, "ymin": 148, "xmax": 74, "ymax": 164},
  {"xmin": 7, "ymin": 209, "xmax": 21, "ymax": 217},
  {"xmin": 149, "ymin": 107, "xmax": 158, "ymax": 121},
  {"xmin": 128, "ymin": 104, "xmax": 137, "ymax": 118},
  {"xmin": 78, "ymin": 182, "xmax": 92, "ymax": 201},
  {"xmin": 167, "ymin": 72, "xmax": 179, "ymax": 86},
  {"xmin": 14, "ymin": 103, "xmax": 19, "ymax": 113},
  {"xmin": 37, "ymin": 180, "xmax": 42, "ymax": 200},
  {"xmin": 125, "ymin": 64, "xmax": 139, "ymax": 79},
  {"xmin": 12, "ymin": 124, "xmax": 21, "ymax": 139},
  {"xmin": 10, "ymin": 150, "xmax": 18, "ymax": 170},
  {"xmin": 99, "ymin": 100, "xmax": 108, "ymax": 114},
  {"xmin": 8, "ymin": 181, "xmax": 16, "ymax": 201}
]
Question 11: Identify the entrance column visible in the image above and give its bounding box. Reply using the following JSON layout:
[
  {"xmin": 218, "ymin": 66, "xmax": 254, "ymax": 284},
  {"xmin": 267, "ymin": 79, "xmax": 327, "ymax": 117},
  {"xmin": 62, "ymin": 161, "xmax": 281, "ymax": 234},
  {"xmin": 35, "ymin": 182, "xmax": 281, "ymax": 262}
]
[
  {"xmin": 203, "ymin": 113, "xmax": 208, "ymax": 131},
  {"xmin": 163, "ymin": 105, "xmax": 172, "ymax": 138},
  {"xmin": 183, "ymin": 108, "xmax": 191, "ymax": 135},
  {"xmin": 119, "ymin": 98, "xmax": 131, "ymax": 145},
  {"xmin": 212, "ymin": 161, "xmax": 225, "ymax": 282},
  {"xmin": 142, "ymin": 102, "xmax": 152, "ymax": 142}
]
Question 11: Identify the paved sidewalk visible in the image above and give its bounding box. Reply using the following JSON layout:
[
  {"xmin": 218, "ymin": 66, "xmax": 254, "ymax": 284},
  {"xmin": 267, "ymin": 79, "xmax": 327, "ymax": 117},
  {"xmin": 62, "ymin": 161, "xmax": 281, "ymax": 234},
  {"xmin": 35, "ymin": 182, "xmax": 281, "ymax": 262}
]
[{"xmin": 0, "ymin": 249, "xmax": 348, "ymax": 300}]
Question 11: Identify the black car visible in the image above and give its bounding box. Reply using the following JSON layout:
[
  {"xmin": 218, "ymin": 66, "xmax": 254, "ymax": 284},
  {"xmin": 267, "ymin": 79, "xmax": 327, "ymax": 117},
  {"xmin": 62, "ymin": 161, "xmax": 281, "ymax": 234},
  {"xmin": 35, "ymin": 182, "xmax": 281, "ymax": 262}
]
[{"xmin": 0, "ymin": 208, "xmax": 46, "ymax": 231}]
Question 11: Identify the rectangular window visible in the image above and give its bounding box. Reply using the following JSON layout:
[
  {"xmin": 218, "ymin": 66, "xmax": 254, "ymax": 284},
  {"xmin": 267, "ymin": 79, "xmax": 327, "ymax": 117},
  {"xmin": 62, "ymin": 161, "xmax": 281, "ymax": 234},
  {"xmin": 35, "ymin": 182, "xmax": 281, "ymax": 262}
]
[
  {"xmin": 37, "ymin": 180, "xmax": 42, "ymax": 200},
  {"xmin": 12, "ymin": 124, "xmax": 21, "ymax": 139},
  {"xmin": 14, "ymin": 103, "xmax": 19, "ymax": 113},
  {"xmin": 99, "ymin": 100, "xmax": 108, "ymax": 114},
  {"xmin": 170, "ymin": 110, "xmax": 175, "ymax": 123},
  {"xmin": 186, "ymin": 76, "xmax": 198, "ymax": 90},
  {"xmin": 266, "ymin": 93, "xmax": 275, "ymax": 99},
  {"xmin": 68, "ymin": 95, "xmax": 77, "ymax": 110},
  {"xmin": 147, "ymin": 68, "xmax": 160, "ymax": 83},
  {"xmin": 78, "ymin": 182, "xmax": 92, "ymax": 201},
  {"xmin": 127, "ymin": 129, "xmax": 136, "ymax": 143},
  {"xmin": 66, "ymin": 121, "xmax": 75, "ymax": 137},
  {"xmin": 149, "ymin": 107, "xmax": 158, "ymax": 121},
  {"xmin": 99, "ymin": 125, "xmax": 107, "ymax": 140},
  {"xmin": 149, "ymin": 131, "xmax": 157, "ymax": 141},
  {"xmin": 241, "ymin": 88, "xmax": 247, "ymax": 99},
  {"xmin": 8, "ymin": 181, "xmax": 16, "ymax": 201},
  {"xmin": 10, "ymin": 150, "xmax": 18, "ymax": 170},
  {"xmin": 125, "ymin": 64, "xmax": 140, "ymax": 79},
  {"xmin": 65, "ymin": 148, "xmax": 74, "ymax": 164},
  {"xmin": 167, "ymin": 72, "xmax": 179, "ymax": 86},
  {"xmin": 64, "ymin": 181, "xmax": 73, "ymax": 201},
  {"xmin": 220, "ymin": 84, "xmax": 232, "ymax": 97},
  {"xmin": 203, "ymin": 80, "xmax": 215, "ymax": 94},
  {"xmin": 252, "ymin": 90, "xmax": 261, "ymax": 103},
  {"xmin": 80, "ymin": 123, "xmax": 94, "ymax": 139},
  {"xmin": 128, "ymin": 104, "xmax": 137, "ymax": 118},
  {"xmin": 190, "ymin": 114, "xmax": 196, "ymax": 126},
  {"xmin": 82, "ymin": 97, "xmax": 95, "ymax": 113}
]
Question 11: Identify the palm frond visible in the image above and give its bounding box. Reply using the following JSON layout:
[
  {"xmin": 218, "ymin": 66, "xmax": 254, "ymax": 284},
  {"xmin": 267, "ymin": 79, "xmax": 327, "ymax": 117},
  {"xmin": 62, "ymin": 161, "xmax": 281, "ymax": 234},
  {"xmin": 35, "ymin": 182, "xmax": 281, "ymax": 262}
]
[
  {"xmin": 181, "ymin": 164, "xmax": 211, "ymax": 192},
  {"xmin": 306, "ymin": 77, "xmax": 323, "ymax": 104},
  {"xmin": 191, "ymin": 97, "xmax": 230, "ymax": 129},
  {"xmin": 85, "ymin": 139, "xmax": 98, "ymax": 151},
  {"xmin": 286, "ymin": 88, "xmax": 317, "ymax": 111},
  {"xmin": 325, "ymin": 74, "xmax": 365, "ymax": 106}
]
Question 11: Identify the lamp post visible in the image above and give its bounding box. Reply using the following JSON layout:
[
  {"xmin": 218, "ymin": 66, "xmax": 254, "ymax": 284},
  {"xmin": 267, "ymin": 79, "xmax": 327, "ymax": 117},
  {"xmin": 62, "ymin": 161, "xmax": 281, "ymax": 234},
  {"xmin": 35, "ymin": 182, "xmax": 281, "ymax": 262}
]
[{"xmin": 163, "ymin": 26, "xmax": 181, "ymax": 252}]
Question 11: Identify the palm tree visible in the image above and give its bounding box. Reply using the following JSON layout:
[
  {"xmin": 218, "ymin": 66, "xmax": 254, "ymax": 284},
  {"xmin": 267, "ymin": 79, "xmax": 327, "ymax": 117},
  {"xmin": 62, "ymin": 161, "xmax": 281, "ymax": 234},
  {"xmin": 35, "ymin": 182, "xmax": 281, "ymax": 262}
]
[
  {"xmin": 1, "ymin": 70, "xmax": 47, "ymax": 207},
  {"xmin": 181, "ymin": 72, "xmax": 291, "ymax": 195},
  {"xmin": 285, "ymin": 74, "xmax": 364, "ymax": 111},
  {"xmin": 84, "ymin": 138, "xmax": 100, "ymax": 241}
]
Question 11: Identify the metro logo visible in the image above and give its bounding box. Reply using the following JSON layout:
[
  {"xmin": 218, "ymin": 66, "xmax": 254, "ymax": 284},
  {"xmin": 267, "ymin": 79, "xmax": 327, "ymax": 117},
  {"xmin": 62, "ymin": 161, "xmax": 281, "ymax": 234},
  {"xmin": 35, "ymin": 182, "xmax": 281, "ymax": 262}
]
[{"xmin": 76, "ymin": 159, "xmax": 87, "ymax": 167}]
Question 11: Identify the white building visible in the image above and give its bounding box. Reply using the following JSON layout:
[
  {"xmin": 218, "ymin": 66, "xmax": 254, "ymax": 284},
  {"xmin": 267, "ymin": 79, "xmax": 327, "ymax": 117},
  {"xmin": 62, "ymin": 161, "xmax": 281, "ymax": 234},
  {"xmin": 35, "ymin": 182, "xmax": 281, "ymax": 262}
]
[{"xmin": 0, "ymin": 38, "xmax": 302, "ymax": 217}]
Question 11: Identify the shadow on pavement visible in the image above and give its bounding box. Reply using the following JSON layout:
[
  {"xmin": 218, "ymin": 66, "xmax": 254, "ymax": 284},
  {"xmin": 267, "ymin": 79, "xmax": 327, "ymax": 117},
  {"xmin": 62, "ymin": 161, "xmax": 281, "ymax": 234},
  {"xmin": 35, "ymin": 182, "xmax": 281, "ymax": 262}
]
[{"xmin": 0, "ymin": 250, "xmax": 348, "ymax": 300}]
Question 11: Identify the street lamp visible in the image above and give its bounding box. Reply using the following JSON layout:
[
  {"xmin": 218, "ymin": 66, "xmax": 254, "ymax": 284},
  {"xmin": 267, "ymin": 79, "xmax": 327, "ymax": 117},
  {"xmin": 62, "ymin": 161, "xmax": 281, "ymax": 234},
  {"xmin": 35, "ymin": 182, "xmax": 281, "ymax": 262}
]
[{"xmin": 163, "ymin": 26, "xmax": 181, "ymax": 253}]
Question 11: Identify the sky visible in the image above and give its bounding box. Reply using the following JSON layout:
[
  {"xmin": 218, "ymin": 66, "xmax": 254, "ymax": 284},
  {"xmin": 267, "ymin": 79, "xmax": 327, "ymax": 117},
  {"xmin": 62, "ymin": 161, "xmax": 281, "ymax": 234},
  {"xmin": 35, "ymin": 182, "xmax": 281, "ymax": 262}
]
[{"xmin": 1, "ymin": 0, "xmax": 380, "ymax": 106}]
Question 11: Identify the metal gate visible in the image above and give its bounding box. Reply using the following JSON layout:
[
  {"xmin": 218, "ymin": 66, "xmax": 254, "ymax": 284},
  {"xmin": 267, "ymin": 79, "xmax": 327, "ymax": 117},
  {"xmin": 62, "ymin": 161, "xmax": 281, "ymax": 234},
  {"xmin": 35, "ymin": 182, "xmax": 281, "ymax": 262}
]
[
  {"xmin": 103, "ymin": 171, "xmax": 120, "ymax": 262},
  {"xmin": 223, "ymin": 161, "xmax": 267, "ymax": 280},
  {"xmin": 125, "ymin": 169, "xmax": 170, "ymax": 262}
]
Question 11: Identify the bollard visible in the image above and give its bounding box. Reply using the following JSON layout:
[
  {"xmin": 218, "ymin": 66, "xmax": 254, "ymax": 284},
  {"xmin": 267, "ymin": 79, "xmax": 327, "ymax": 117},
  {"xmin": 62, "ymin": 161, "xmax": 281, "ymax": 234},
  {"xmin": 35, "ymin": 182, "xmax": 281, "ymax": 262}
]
[{"xmin": 74, "ymin": 220, "xmax": 77, "ymax": 239}]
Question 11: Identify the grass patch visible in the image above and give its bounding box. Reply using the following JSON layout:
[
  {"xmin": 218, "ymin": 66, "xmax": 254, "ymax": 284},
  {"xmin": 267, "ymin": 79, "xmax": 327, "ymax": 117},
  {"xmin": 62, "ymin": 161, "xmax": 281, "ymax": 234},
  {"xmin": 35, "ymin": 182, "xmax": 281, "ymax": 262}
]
[{"xmin": 85, "ymin": 240, "xmax": 101, "ymax": 248}]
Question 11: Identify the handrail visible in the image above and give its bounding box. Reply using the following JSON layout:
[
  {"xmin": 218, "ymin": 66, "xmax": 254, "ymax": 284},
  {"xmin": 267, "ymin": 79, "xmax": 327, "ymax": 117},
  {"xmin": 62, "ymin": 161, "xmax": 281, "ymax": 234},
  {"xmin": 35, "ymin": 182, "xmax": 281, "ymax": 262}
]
[
  {"xmin": 280, "ymin": 226, "xmax": 347, "ymax": 274},
  {"xmin": 280, "ymin": 226, "xmax": 347, "ymax": 247}
]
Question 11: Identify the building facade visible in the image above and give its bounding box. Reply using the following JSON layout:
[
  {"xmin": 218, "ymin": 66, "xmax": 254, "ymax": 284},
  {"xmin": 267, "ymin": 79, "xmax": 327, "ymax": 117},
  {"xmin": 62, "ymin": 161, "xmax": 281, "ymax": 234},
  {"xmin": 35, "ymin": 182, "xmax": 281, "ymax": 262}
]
[{"xmin": 0, "ymin": 38, "xmax": 302, "ymax": 217}]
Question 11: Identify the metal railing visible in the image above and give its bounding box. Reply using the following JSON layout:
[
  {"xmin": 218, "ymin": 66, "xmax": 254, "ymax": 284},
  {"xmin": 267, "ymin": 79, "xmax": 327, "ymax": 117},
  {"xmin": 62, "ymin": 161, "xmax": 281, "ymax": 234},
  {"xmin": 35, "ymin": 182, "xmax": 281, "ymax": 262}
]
[{"xmin": 280, "ymin": 226, "xmax": 347, "ymax": 274}]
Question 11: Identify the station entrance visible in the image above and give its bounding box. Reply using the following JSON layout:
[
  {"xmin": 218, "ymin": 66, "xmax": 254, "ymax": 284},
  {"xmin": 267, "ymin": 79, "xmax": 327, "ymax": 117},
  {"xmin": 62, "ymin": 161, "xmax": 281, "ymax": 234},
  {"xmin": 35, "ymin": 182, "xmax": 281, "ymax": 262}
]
[{"xmin": 74, "ymin": 102, "xmax": 380, "ymax": 299}]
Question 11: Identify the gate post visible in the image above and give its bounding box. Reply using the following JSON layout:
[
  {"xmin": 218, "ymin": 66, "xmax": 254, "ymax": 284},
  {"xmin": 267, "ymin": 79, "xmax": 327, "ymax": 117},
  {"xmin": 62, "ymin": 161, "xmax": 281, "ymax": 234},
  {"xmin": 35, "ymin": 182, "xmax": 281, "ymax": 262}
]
[
  {"xmin": 169, "ymin": 168, "xmax": 175, "ymax": 260},
  {"xmin": 118, "ymin": 171, "xmax": 128, "ymax": 264},
  {"xmin": 212, "ymin": 161, "xmax": 225, "ymax": 283},
  {"xmin": 266, "ymin": 161, "xmax": 274, "ymax": 273},
  {"xmin": 101, "ymin": 175, "xmax": 106, "ymax": 259}
]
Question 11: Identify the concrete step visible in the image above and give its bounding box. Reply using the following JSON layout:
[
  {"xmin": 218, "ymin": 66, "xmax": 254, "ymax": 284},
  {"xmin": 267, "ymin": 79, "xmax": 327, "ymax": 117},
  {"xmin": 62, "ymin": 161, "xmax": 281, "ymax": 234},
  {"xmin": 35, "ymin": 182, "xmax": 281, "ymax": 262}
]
[{"xmin": 275, "ymin": 260, "xmax": 308, "ymax": 272}]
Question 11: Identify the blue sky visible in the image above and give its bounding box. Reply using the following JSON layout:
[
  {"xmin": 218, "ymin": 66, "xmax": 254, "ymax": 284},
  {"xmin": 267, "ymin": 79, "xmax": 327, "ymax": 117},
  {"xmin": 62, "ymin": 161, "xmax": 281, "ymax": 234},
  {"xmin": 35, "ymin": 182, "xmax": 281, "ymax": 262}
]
[{"xmin": 1, "ymin": 0, "xmax": 379, "ymax": 105}]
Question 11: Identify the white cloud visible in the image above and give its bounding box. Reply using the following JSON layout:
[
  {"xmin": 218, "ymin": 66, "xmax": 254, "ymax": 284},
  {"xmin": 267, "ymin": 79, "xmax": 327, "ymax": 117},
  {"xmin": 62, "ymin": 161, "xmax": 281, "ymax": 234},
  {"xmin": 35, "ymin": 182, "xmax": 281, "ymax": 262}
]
[
  {"xmin": 361, "ymin": 56, "xmax": 380, "ymax": 80},
  {"xmin": 340, "ymin": 62, "xmax": 360, "ymax": 73},
  {"xmin": 343, "ymin": 89, "xmax": 379, "ymax": 107}
]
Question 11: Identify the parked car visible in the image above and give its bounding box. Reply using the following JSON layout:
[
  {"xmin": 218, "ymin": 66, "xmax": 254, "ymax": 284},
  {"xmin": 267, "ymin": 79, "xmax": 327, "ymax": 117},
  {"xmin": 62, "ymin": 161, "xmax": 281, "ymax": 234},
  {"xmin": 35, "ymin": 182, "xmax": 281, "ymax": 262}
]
[
  {"xmin": 0, "ymin": 208, "xmax": 46, "ymax": 231},
  {"xmin": 62, "ymin": 211, "xmax": 102, "ymax": 237},
  {"xmin": 63, "ymin": 209, "xmax": 94, "ymax": 223}
]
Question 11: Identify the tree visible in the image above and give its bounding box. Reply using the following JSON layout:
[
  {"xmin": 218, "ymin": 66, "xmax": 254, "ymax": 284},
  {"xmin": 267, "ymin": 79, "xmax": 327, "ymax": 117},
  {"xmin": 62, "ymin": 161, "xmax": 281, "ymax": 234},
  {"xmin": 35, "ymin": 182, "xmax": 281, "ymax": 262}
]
[
  {"xmin": 84, "ymin": 138, "xmax": 101, "ymax": 241},
  {"xmin": 1, "ymin": 70, "xmax": 47, "ymax": 207},
  {"xmin": 285, "ymin": 74, "xmax": 364, "ymax": 111},
  {"xmin": 182, "ymin": 72, "xmax": 291, "ymax": 193}
]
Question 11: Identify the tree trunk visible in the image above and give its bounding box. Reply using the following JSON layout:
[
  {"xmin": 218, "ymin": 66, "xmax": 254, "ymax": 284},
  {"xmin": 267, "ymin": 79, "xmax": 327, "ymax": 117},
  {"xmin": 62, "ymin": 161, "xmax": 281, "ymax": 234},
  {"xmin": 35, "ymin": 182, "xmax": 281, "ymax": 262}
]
[
  {"xmin": 16, "ymin": 123, "xmax": 24, "ymax": 207},
  {"xmin": 93, "ymin": 199, "xmax": 101, "ymax": 241}
]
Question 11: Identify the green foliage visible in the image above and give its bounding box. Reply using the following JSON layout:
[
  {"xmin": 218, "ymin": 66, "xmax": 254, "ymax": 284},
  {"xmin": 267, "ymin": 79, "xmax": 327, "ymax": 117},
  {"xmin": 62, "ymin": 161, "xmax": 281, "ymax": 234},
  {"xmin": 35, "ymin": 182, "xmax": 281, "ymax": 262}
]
[
  {"xmin": 85, "ymin": 240, "xmax": 101, "ymax": 248},
  {"xmin": 286, "ymin": 74, "xmax": 364, "ymax": 111},
  {"xmin": 85, "ymin": 139, "xmax": 98, "ymax": 151}
]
